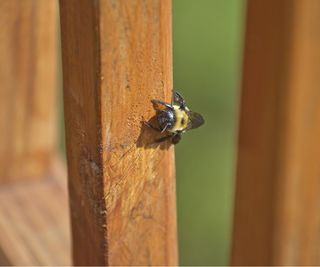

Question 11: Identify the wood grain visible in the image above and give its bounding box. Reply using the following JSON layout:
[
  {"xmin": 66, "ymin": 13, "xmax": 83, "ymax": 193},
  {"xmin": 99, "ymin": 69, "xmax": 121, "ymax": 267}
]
[
  {"xmin": 0, "ymin": 0, "xmax": 58, "ymax": 183},
  {"xmin": 60, "ymin": 0, "xmax": 177, "ymax": 265},
  {"xmin": 0, "ymin": 157, "xmax": 71, "ymax": 265},
  {"xmin": 231, "ymin": 0, "xmax": 320, "ymax": 265}
]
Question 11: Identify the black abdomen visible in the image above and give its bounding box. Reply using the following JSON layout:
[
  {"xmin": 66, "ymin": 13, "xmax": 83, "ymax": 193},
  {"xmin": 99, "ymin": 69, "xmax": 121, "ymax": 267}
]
[{"xmin": 157, "ymin": 109, "xmax": 176, "ymax": 130}]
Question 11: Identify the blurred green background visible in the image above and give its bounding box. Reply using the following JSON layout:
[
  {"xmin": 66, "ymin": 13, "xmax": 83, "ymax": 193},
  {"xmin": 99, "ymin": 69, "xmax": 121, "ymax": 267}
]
[{"xmin": 173, "ymin": 0, "xmax": 244, "ymax": 265}]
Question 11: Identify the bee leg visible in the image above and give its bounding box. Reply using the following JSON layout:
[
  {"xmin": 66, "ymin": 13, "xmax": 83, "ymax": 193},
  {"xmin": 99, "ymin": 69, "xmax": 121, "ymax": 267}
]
[
  {"xmin": 173, "ymin": 91, "xmax": 187, "ymax": 110},
  {"xmin": 155, "ymin": 134, "xmax": 173, "ymax": 143},
  {"xmin": 151, "ymin": 99, "xmax": 174, "ymax": 110},
  {"xmin": 171, "ymin": 133, "xmax": 182, "ymax": 144},
  {"xmin": 143, "ymin": 121, "xmax": 162, "ymax": 132},
  {"xmin": 160, "ymin": 123, "xmax": 169, "ymax": 133}
]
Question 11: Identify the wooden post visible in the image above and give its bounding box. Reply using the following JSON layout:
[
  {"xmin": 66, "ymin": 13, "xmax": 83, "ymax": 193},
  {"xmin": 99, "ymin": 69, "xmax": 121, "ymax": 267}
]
[
  {"xmin": 60, "ymin": 0, "xmax": 177, "ymax": 265},
  {"xmin": 0, "ymin": 0, "xmax": 58, "ymax": 183},
  {"xmin": 232, "ymin": 0, "xmax": 320, "ymax": 265}
]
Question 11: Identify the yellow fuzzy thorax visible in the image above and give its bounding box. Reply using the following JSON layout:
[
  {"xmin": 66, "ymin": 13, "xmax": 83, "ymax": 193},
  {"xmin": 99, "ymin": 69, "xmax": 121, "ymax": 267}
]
[{"xmin": 168, "ymin": 105, "xmax": 189, "ymax": 133}]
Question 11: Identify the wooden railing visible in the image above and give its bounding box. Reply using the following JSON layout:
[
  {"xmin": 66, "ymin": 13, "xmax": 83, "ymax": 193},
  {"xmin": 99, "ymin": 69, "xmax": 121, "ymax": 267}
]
[{"xmin": 1, "ymin": 0, "xmax": 320, "ymax": 265}]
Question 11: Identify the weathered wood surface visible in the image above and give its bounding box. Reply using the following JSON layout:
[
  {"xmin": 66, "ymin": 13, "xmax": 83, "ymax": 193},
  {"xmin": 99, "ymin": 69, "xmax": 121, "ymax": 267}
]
[
  {"xmin": 0, "ymin": 157, "xmax": 71, "ymax": 265},
  {"xmin": 60, "ymin": 0, "xmax": 177, "ymax": 265},
  {"xmin": 0, "ymin": 0, "xmax": 58, "ymax": 183},
  {"xmin": 232, "ymin": 0, "xmax": 320, "ymax": 265}
]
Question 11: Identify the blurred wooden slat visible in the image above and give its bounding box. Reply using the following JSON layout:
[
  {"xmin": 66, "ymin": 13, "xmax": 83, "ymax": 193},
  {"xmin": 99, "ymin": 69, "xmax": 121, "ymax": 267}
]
[
  {"xmin": 60, "ymin": 0, "xmax": 177, "ymax": 265},
  {"xmin": 0, "ymin": 0, "xmax": 58, "ymax": 183},
  {"xmin": 232, "ymin": 0, "xmax": 320, "ymax": 265},
  {"xmin": 0, "ymin": 0, "xmax": 70, "ymax": 265},
  {"xmin": 0, "ymin": 157, "xmax": 71, "ymax": 265}
]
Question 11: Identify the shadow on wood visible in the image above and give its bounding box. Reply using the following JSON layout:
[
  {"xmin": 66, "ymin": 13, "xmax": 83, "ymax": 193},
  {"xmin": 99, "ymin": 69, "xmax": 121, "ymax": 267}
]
[{"xmin": 136, "ymin": 114, "xmax": 172, "ymax": 150}]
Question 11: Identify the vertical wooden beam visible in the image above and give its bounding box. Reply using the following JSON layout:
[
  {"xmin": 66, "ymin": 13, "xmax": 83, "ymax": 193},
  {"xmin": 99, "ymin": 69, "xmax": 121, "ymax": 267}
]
[
  {"xmin": 60, "ymin": 0, "xmax": 177, "ymax": 265},
  {"xmin": 232, "ymin": 0, "xmax": 320, "ymax": 265},
  {"xmin": 0, "ymin": 0, "xmax": 58, "ymax": 183}
]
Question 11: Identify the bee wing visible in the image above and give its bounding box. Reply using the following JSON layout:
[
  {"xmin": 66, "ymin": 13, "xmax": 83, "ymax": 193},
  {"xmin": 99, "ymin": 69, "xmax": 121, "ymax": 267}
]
[
  {"xmin": 151, "ymin": 99, "xmax": 173, "ymax": 111},
  {"xmin": 187, "ymin": 111, "xmax": 204, "ymax": 130}
]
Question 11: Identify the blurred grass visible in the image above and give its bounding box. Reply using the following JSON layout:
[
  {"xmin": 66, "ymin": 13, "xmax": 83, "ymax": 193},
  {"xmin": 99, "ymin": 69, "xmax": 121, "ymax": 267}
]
[{"xmin": 173, "ymin": 0, "xmax": 245, "ymax": 265}]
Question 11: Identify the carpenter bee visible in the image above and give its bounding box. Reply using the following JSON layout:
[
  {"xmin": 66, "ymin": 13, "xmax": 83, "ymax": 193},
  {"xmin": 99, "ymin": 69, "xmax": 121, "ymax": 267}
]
[{"xmin": 145, "ymin": 91, "xmax": 204, "ymax": 144}]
